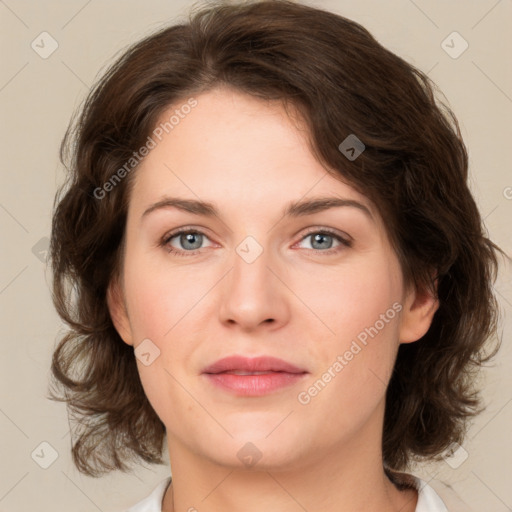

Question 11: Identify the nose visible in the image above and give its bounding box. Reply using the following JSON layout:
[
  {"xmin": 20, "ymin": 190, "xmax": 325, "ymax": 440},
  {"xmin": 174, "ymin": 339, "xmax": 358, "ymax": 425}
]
[{"xmin": 218, "ymin": 241, "xmax": 291, "ymax": 332}]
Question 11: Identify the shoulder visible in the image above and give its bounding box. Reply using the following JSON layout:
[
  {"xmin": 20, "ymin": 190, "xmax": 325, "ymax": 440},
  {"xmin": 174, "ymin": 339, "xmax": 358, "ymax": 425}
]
[
  {"xmin": 426, "ymin": 477, "xmax": 475, "ymax": 512},
  {"xmin": 415, "ymin": 477, "xmax": 449, "ymax": 512},
  {"xmin": 125, "ymin": 477, "xmax": 172, "ymax": 512},
  {"xmin": 388, "ymin": 470, "xmax": 472, "ymax": 512}
]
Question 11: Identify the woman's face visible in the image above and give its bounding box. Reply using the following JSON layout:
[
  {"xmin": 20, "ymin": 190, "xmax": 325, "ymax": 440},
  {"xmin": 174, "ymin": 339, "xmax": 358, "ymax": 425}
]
[{"xmin": 109, "ymin": 86, "xmax": 436, "ymax": 471}]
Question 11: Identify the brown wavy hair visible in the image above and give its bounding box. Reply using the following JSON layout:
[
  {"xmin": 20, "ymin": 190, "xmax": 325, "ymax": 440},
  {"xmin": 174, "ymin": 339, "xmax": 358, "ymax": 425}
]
[{"xmin": 48, "ymin": 0, "xmax": 503, "ymax": 477}]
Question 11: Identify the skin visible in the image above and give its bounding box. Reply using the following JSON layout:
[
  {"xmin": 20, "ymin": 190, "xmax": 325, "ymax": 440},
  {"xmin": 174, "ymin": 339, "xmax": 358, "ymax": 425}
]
[{"xmin": 108, "ymin": 86, "xmax": 439, "ymax": 512}]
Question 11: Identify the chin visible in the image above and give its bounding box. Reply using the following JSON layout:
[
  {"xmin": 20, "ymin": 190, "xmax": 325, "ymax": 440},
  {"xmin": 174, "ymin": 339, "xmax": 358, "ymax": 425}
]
[{"xmin": 198, "ymin": 429, "xmax": 306, "ymax": 471}]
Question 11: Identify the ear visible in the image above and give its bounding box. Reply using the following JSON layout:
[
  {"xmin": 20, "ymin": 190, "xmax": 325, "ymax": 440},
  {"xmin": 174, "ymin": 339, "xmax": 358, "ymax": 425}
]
[
  {"xmin": 399, "ymin": 279, "xmax": 439, "ymax": 344},
  {"xmin": 106, "ymin": 277, "xmax": 134, "ymax": 346}
]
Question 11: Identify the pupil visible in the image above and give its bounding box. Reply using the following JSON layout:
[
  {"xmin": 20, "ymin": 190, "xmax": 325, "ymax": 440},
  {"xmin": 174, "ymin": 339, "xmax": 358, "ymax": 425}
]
[
  {"xmin": 182, "ymin": 232, "xmax": 201, "ymax": 250},
  {"xmin": 313, "ymin": 233, "xmax": 332, "ymax": 249}
]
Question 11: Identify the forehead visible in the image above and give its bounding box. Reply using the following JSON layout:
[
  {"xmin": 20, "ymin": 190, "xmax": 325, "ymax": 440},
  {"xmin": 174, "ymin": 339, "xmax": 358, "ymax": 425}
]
[{"xmin": 130, "ymin": 87, "xmax": 377, "ymax": 220}]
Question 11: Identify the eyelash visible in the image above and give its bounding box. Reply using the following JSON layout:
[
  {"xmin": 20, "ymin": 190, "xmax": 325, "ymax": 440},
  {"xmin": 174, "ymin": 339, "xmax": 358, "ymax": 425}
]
[{"xmin": 159, "ymin": 227, "xmax": 352, "ymax": 257}]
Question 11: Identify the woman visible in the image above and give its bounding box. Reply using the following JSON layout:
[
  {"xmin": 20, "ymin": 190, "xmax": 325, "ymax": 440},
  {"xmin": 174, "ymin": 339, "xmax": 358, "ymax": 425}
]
[{"xmin": 48, "ymin": 1, "xmax": 503, "ymax": 510}]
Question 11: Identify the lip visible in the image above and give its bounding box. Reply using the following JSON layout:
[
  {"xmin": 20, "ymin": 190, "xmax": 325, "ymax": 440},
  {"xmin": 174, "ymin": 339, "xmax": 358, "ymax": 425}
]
[
  {"xmin": 203, "ymin": 355, "xmax": 306, "ymax": 374},
  {"xmin": 202, "ymin": 355, "xmax": 308, "ymax": 396}
]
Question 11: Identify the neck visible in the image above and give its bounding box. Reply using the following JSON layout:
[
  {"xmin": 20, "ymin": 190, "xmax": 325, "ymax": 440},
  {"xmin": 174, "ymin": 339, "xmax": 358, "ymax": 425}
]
[{"xmin": 162, "ymin": 429, "xmax": 417, "ymax": 512}]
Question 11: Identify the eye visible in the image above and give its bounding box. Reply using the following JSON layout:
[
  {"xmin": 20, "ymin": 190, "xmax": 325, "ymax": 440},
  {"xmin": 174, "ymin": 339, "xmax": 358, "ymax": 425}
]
[
  {"xmin": 160, "ymin": 228, "xmax": 213, "ymax": 256},
  {"xmin": 295, "ymin": 229, "xmax": 352, "ymax": 254},
  {"xmin": 160, "ymin": 227, "xmax": 352, "ymax": 257}
]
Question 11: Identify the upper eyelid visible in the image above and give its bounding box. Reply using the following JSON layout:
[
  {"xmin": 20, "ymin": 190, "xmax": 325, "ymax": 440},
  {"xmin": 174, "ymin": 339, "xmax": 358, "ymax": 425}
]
[
  {"xmin": 163, "ymin": 226, "xmax": 214, "ymax": 243},
  {"xmin": 298, "ymin": 226, "xmax": 352, "ymax": 241}
]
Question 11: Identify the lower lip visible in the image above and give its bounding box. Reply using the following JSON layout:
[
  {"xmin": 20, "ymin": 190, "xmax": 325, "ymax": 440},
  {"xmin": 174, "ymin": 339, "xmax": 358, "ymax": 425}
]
[{"xmin": 204, "ymin": 372, "xmax": 307, "ymax": 396}]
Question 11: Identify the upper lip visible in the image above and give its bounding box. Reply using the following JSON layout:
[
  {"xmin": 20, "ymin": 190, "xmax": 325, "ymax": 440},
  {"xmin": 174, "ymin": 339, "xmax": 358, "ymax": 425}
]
[{"xmin": 202, "ymin": 356, "xmax": 307, "ymax": 374}]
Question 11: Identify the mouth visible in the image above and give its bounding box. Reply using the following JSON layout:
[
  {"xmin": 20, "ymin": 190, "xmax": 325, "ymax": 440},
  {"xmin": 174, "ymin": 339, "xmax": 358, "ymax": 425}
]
[
  {"xmin": 202, "ymin": 355, "xmax": 307, "ymax": 374},
  {"xmin": 202, "ymin": 355, "xmax": 308, "ymax": 396}
]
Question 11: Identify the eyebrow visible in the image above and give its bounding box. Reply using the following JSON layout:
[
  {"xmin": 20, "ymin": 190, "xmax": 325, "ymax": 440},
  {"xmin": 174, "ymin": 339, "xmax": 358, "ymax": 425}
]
[{"xmin": 141, "ymin": 196, "xmax": 373, "ymax": 222}]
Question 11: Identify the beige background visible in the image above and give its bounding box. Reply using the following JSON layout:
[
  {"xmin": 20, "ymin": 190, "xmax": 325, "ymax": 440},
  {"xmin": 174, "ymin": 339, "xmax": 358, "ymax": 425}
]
[{"xmin": 0, "ymin": 0, "xmax": 511, "ymax": 510}]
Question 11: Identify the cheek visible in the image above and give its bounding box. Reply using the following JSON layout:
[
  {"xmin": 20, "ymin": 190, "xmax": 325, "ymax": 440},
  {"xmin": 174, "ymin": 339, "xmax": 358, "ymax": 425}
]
[
  {"xmin": 299, "ymin": 255, "xmax": 402, "ymax": 344},
  {"xmin": 121, "ymin": 255, "xmax": 212, "ymax": 417},
  {"xmin": 296, "ymin": 315, "xmax": 401, "ymax": 444},
  {"xmin": 123, "ymin": 254, "xmax": 208, "ymax": 341},
  {"xmin": 294, "ymin": 257, "xmax": 402, "ymax": 418}
]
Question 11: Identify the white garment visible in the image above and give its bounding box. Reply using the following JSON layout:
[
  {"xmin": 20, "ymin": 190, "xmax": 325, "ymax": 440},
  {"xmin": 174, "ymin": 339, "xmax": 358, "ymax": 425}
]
[{"xmin": 125, "ymin": 473, "xmax": 462, "ymax": 511}]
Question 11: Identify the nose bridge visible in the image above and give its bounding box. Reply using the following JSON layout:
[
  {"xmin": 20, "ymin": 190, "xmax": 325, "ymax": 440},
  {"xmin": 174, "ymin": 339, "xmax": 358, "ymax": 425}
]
[
  {"xmin": 233, "ymin": 235, "xmax": 271, "ymax": 290},
  {"xmin": 218, "ymin": 234, "xmax": 289, "ymax": 329}
]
